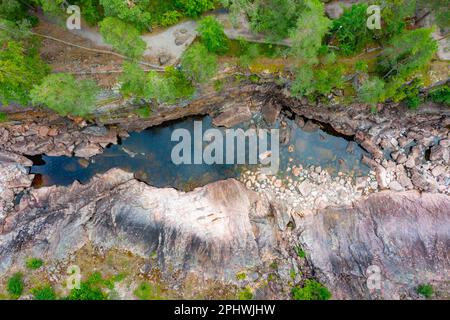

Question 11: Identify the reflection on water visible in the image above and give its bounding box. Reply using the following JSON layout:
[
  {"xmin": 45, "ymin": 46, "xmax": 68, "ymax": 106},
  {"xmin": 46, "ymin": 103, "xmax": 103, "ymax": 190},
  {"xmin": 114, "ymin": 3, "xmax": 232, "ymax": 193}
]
[{"xmin": 30, "ymin": 114, "xmax": 369, "ymax": 191}]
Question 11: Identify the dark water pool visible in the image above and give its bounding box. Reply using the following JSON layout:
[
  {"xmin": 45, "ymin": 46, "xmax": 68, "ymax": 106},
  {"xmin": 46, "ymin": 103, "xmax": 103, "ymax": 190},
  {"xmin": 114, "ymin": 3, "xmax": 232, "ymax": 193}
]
[{"xmin": 30, "ymin": 114, "xmax": 369, "ymax": 191}]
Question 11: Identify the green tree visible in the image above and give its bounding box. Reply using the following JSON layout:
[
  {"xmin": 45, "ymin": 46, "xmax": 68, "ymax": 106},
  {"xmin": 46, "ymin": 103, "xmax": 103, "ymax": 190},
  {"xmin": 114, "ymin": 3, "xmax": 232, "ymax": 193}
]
[
  {"xmin": 0, "ymin": 40, "xmax": 49, "ymax": 105},
  {"xmin": 291, "ymin": 279, "xmax": 332, "ymax": 300},
  {"xmin": 100, "ymin": 0, "xmax": 152, "ymax": 32},
  {"xmin": 181, "ymin": 43, "xmax": 218, "ymax": 83},
  {"xmin": 330, "ymin": 3, "xmax": 373, "ymax": 56},
  {"xmin": 175, "ymin": 0, "xmax": 215, "ymax": 17},
  {"xmin": 145, "ymin": 66, "xmax": 194, "ymax": 104},
  {"xmin": 30, "ymin": 73, "xmax": 98, "ymax": 117},
  {"xmin": 377, "ymin": 28, "xmax": 437, "ymax": 99},
  {"xmin": 99, "ymin": 17, "xmax": 146, "ymax": 59},
  {"xmin": 358, "ymin": 77, "xmax": 386, "ymax": 106},
  {"xmin": 197, "ymin": 16, "xmax": 229, "ymax": 54},
  {"xmin": 249, "ymin": 0, "xmax": 303, "ymax": 40},
  {"xmin": 119, "ymin": 62, "xmax": 147, "ymax": 98},
  {"xmin": 289, "ymin": 0, "xmax": 331, "ymax": 97}
]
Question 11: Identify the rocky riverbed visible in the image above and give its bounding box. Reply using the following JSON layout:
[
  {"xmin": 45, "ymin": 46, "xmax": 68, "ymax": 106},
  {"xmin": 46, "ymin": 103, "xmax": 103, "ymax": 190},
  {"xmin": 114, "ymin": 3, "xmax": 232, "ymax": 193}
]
[{"xmin": 0, "ymin": 82, "xmax": 449, "ymax": 299}]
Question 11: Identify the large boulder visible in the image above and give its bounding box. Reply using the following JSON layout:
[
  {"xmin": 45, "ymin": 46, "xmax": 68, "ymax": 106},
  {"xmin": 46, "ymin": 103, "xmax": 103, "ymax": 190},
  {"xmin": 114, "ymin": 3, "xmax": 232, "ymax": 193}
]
[
  {"xmin": 297, "ymin": 191, "xmax": 450, "ymax": 299},
  {"xmin": 0, "ymin": 169, "xmax": 281, "ymax": 281}
]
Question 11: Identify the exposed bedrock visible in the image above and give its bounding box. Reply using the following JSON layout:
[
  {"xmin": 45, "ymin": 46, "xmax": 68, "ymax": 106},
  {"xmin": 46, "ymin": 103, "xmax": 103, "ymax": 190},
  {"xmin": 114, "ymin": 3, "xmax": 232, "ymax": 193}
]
[
  {"xmin": 0, "ymin": 169, "xmax": 282, "ymax": 281},
  {"xmin": 296, "ymin": 191, "xmax": 450, "ymax": 299},
  {"xmin": 0, "ymin": 168, "xmax": 449, "ymax": 299}
]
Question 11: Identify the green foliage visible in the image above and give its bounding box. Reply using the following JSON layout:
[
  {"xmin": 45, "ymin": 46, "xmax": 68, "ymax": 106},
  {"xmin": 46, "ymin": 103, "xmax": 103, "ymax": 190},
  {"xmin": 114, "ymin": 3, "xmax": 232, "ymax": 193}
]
[
  {"xmin": 159, "ymin": 10, "xmax": 183, "ymax": 27},
  {"xmin": 181, "ymin": 43, "xmax": 218, "ymax": 83},
  {"xmin": 236, "ymin": 272, "xmax": 247, "ymax": 281},
  {"xmin": 416, "ymin": 0, "xmax": 450, "ymax": 29},
  {"xmin": 377, "ymin": 28, "xmax": 437, "ymax": 99},
  {"xmin": 358, "ymin": 77, "xmax": 386, "ymax": 106},
  {"xmin": 238, "ymin": 43, "xmax": 260, "ymax": 68},
  {"xmin": 100, "ymin": 0, "xmax": 152, "ymax": 32},
  {"xmin": 355, "ymin": 61, "xmax": 369, "ymax": 73},
  {"xmin": 72, "ymin": 0, "xmax": 104, "ymax": 25},
  {"xmin": 379, "ymin": 0, "xmax": 416, "ymax": 40},
  {"xmin": 331, "ymin": 3, "xmax": 372, "ymax": 56},
  {"xmin": 7, "ymin": 273, "xmax": 24, "ymax": 298},
  {"xmin": 237, "ymin": 286, "xmax": 253, "ymax": 300},
  {"xmin": 67, "ymin": 272, "xmax": 109, "ymax": 300},
  {"xmin": 135, "ymin": 106, "xmax": 151, "ymax": 118},
  {"xmin": 417, "ymin": 283, "xmax": 434, "ymax": 298},
  {"xmin": 249, "ymin": 0, "xmax": 304, "ymax": 40},
  {"xmin": 295, "ymin": 245, "xmax": 306, "ymax": 258},
  {"xmin": 290, "ymin": 0, "xmax": 331, "ymax": 67},
  {"xmin": 99, "ymin": 17, "xmax": 146, "ymax": 59},
  {"xmin": 197, "ymin": 16, "xmax": 229, "ymax": 54},
  {"xmin": 0, "ymin": 0, "xmax": 34, "ymax": 23},
  {"xmin": 0, "ymin": 112, "xmax": 8, "ymax": 122},
  {"xmin": 134, "ymin": 282, "xmax": 165, "ymax": 300},
  {"xmin": 119, "ymin": 62, "xmax": 147, "ymax": 98},
  {"xmin": 32, "ymin": 285, "xmax": 57, "ymax": 300},
  {"xmin": 30, "ymin": 73, "xmax": 98, "ymax": 117},
  {"xmin": 145, "ymin": 66, "xmax": 194, "ymax": 104},
  {"xmin": 0, "ymin": 40, "xmax": 49, "ymax": 105},
  {"xmin": 428, "ymin": 85, "xmax": 450, "ymax": 106},
  {"xmin": 26, "ymin": 258, "xmax": 44, "ymax": 270},
  {"xmin": 175, "ymin": 0, "xmax": 215, "ymax": 17},
  {"xmin": 291, "ymin": 279, "xmax": 332, "ymax": 300}
]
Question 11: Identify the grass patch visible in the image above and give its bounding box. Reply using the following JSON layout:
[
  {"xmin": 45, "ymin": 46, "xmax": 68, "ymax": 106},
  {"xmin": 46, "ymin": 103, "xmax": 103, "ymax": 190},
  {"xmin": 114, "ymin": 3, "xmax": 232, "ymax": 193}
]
[
  {"xmin": 32, "ymin": 285, "xmax": 57, "ymax": 300},
  {"xmin": 292, "ymin": 279, "xmax": 332, "ymax": 300},
  {"xmin": 236, "ymin": 271, "xmax": 247, "ymax": 281},
  {"xmin": 7, "ymin": 273, "xmax": 24, "ymax": 298},
  {"xmin": 135, "ymin": 106, "xmax": 151, "ymax": 118},
  {"xmin": 417, "ymin": 284, "xmax": 434, "ymax": 298},
  {"xmin": 133, "ymin": 282, "xmax": 166, "ymax": 300},
  {"xmin": 295, "ymin": 245, "xmax": 306, "ymax": 259},
  {"xmin": 26, "ymin": 258, "xmax": 44, "ymax": 270},
  {"xmin": 237, "ymin": 286, "xmax": 253, "ymax": 300},
  {"xmin": 0, "ymin": 112, "xmax": 8, "ymax": 122}
]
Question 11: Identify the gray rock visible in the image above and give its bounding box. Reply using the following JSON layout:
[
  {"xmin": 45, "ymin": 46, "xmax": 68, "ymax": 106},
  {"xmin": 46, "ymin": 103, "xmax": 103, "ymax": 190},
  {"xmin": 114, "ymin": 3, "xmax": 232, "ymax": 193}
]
[
  {"xmin": 297, "ymin": 191, "xmax": 450, "ymax": 299},
  {"xmin": 389, "ymin": 180, "xmax": 404, "ymax": 192}
]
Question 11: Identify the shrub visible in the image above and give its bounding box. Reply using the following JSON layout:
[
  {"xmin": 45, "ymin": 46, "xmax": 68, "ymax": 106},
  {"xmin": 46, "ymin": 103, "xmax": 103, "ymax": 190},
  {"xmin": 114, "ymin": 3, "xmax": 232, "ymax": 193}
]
[
  {"xmin": 135, "ymin": 106, "xmax": 151, "ymax": 118},
  {"xmin": 236, "ymin": 272, "xmax": 247, "ymax": 281},
  {"xmin": 181, "ymin": 43, "xmax": 218, "ymax": 83},
  {"xmin": 72, "ymin": 0, "xmax": 104, "ymax": 25},
  {"xmin": 429, "ymin": 85, "xmax": 450, "ymax": 106},
  {"xmin": 197, "ymin": 16, "xmax": 229, "ymax": 54},
  {"xmin": 330, "ymin": 3, "xmax": 372, "ymax": 56},
  {"xmin": 175, "ymin": 0, "xmax": 215, "ymax": 17},
  {"xmin": 358, "ymin": 77, "xmax": 386, "ymax": 106},
  {"xmin": 32, "ymin": 285, "xmax": 57, "ymax": 300},
  {"xmin": 417, "ymin": 284, "xmax": 434, "ymax": 298},
  {"xmin": 99, "ymin": 17, "xmax": 146, "ymax": 59},
  {"xmin": 26, "ymin": 258, "xmax": 44, "ymax": 270},
  {"xmin": 100, "ymin": 0, "xmax": 152, "ymax": 32},
  {"xmin": 160, "ymin": 10, "xmax": 183, "ymax": 27},
  {"xmin": 237, "ymin": 287, "xmax": 253, "ymax": 300},
  {"xmin": 7, "ymin": 273, "xmax": 24, "ymax": 298},
  {"xmin": 0, "ymin": 112, "xmax": 8, "ymax": 122},
  {"xmin": 134, "ymin": 282, "xmax": 165, "ymax": 300},
  {"xmin": 30, "ymin": 73, "xmax": 98, "ymax": 117},
  {"xmin": 145, "ymin": 66, "xmax": 194, "ymax": 104},
  {"xmin": 0, "ymin": 40, "xmax": 50, "ymax": 105},
  {"xmin": 119, "ymin": 62, "xmax": 147, "ymax": 98},
  {"xmin": 295, "ymin": 245, "xmax": 306, "ymax": 259},
  {"xmin": 291, "ymin": 279, "xmax": 332, "ymax": 300}
]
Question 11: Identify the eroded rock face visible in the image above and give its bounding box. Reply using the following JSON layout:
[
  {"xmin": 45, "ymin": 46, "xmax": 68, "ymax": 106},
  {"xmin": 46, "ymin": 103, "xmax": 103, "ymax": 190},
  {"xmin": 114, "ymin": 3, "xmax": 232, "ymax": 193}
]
[
  {"xmin": 0, "ymin": 169, "xmax": 281, "ymax": 281},
  {"xmin": 297, "ymin": 191, "xmax": 450, "ymax": 299}
]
